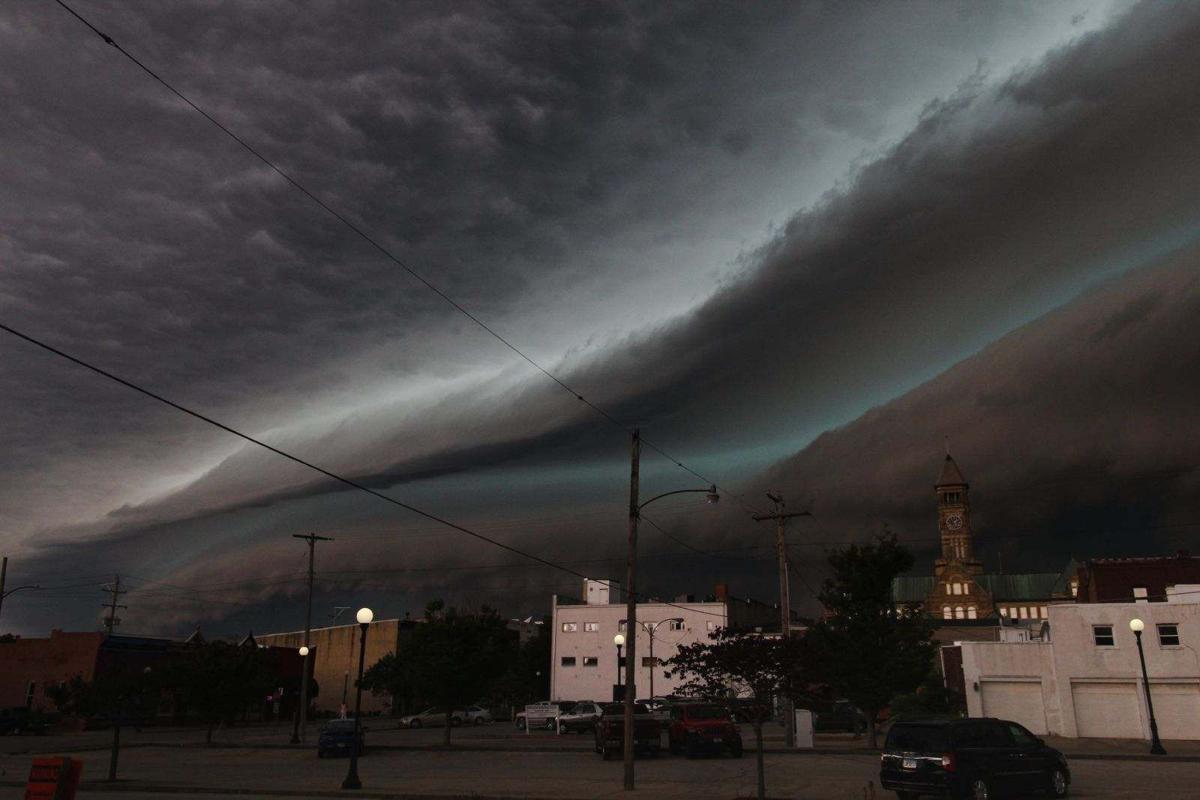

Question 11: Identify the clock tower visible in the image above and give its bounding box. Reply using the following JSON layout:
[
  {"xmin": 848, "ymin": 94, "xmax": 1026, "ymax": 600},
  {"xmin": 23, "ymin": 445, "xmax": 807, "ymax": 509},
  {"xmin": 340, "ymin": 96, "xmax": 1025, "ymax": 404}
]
[{"xmin": 926, "ymin": 453, "xmax": 993, "ymax": 618}]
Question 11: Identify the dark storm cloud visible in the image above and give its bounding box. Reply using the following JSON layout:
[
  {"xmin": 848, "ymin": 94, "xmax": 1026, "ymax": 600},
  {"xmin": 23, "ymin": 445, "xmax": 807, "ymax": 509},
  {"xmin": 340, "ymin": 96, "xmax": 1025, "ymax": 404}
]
[
  {"xmin": 9, "ymin": 1, "xmax": 1191, "ymax": 632},
  {"xmin": 72, "ymin": 0, "xmax": 1200, "ymax": 532}
]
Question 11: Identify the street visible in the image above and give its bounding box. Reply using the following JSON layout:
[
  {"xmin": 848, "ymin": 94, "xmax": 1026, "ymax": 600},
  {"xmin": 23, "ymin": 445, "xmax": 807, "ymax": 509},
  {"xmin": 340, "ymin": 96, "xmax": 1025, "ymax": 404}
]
[{"xmin": 3, "ymin": 732, "xmax": 1200, "ymax": 799}]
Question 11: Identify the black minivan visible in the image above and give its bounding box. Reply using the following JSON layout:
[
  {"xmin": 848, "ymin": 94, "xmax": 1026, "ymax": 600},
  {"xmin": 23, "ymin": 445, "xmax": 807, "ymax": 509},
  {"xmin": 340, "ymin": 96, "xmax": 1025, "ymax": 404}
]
[{"xmin": 880, "ymin": 718, "xmax": 1069, "ymax": 799}]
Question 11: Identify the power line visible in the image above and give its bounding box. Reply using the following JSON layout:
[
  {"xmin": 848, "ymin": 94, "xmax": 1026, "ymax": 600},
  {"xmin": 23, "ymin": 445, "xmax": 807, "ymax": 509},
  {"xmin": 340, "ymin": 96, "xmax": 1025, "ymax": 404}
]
[
  {"xmin": 0, "ymin": 320, "xmax": 735, "ymax": 618},
  {"xmin": 50, "ymin": 0, "xmax": 761, "ymax": 519}
]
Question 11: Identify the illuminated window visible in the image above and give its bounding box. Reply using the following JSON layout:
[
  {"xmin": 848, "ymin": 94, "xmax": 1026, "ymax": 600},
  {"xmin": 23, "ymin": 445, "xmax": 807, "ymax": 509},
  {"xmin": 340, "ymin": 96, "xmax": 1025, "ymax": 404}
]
[
  {"xmin": 943, "ymin": 606, "xmax": 952, "ymax": 619},
  {"xmin": 584, "ymin": 622, "xmax": 599, "ymax": 632},
  {"xmin": 561, "ymin": 622, "xmax": 578, "ymax": 632},
  {"xmin": 1019, "ymin": 607, "xmax": 1029, "ymax": 620},
  {"xmin": 955, "ymin": 606, "xmax": 965, "ymax": 619},
  {"xmin": 1039, "ymin": 606, "xmax": 1048, "ymax": 618},
  {"xmin": 999, "ymin": 607, "xmax": 1008, "ymax": 617},
  {"xmin": 583, "ymin": 657, "xmax": 599, "ymax": 667},
  {"xmin": 967, "ymin": 607, "xmax": 977, "ymax": 619},
  {"xmin": 1133, "ymin": 587, "xmax": 1148, "ymax": 603}
]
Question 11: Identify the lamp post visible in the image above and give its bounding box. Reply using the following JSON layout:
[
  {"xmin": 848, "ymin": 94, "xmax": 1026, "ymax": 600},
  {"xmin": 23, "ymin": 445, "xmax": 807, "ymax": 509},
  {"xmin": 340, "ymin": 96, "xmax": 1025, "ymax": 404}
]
[
  {"xmin": 621, "ymin": 427, "xmax": 719, "ymax": 791},
  {"xmin": 1130, "ymin": 618, "xmax": 1167, "ymax": 755},
  {"xmin": 291, "ymin": 645, "xmax": 311, "ymax": 744},
  {"xmin": 638, "ymin": 618, "xmax": 683, "ymax": 701},
  {"xmin": 613, "ymin": 633, "xmax": 625, "ymax": 701},
  {"xmin": 342, "ymin": 608, "xmax": 373, "ymax": 790}
]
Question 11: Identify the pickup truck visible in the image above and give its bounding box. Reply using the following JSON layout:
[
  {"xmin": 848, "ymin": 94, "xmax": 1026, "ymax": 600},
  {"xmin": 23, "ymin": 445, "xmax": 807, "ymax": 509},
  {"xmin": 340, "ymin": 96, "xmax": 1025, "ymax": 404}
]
[
  {"xmin": 594, "ymin": 703, "xmax": 661, "ymax": 759},
  {"xmin": 667, "ymin": 702, "xmax": 743, "ymax": 758}
]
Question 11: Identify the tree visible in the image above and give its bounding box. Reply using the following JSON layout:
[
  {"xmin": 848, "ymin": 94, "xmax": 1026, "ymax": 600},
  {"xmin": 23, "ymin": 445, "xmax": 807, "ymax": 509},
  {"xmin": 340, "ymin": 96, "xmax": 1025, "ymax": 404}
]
[
  {"xmin": 485, "ymin": 621, "xmax": 550, "ymax": 716},
  {"xmin": 889, "ymin": 671, "xmax": 965, "ymax": 722},
  {"xmin": 805, "ymin": 531, "xmax": 937, "ymax": 748},
  {"xmin": 48, "ymin": 669, "xmax": 158, "ymax": 781},
  {"xmin": 665, "ymin": 628, "xmax": 805, "ymax": 800},
  {"xmin": 360, "ymin": 602, "xmax": 515, "ymax": 745},
  {"xmin": 164, "ymin": 641, "xmax": 274, "ymax": 744}
]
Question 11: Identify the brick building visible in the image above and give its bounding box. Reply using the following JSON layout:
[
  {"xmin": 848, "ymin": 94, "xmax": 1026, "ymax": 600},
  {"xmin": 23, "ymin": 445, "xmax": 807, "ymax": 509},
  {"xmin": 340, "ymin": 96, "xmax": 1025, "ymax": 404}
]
[
  {"xmin": 0, "ymin": 630, "xmax": 106, "ymax": 712},
  {"xmin": 1074, "ymin": 554, "xmax": 1200, "ymax": 603},
  {"xmin": 892, "ymin": 454, "xmax": 1074, "ymax": 637}
]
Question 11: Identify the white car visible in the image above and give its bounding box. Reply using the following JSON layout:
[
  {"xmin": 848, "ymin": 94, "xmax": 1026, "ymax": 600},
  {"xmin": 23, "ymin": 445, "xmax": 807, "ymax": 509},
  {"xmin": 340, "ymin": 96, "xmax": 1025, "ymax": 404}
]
[{"xmin": 462, "ymin": 705, "xmax": 492, "ymax": 725}]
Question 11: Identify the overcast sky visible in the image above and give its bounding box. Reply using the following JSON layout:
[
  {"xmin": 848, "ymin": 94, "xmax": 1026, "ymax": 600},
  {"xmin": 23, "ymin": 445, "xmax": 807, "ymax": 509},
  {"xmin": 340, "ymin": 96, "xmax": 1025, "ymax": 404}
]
[{"xmin": 4, "ymin": 0, "xmax": 1199, "ymax": 636}]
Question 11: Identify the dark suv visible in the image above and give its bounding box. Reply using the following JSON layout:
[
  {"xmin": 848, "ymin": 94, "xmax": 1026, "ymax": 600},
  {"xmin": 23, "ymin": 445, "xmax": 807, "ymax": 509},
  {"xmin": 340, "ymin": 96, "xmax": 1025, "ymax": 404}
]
[{"xmin": 880, "ymin": 718, "xmax": 1069, "ymax": 799}]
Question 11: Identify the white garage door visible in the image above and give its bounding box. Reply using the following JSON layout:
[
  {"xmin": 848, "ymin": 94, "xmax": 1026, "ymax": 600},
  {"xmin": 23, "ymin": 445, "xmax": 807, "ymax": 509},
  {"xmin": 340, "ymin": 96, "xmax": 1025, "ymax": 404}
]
[
  {"xmin": 1150, "ymin": 683, "xmax": 1200, "ymax": 740},
  {"xmin": 980, "ymin": 681, "xmax": 1048, "ymax": 735},
  {"xmin": 1072, "ymin": 682, "xmax": 1142, "ymax": 739}
]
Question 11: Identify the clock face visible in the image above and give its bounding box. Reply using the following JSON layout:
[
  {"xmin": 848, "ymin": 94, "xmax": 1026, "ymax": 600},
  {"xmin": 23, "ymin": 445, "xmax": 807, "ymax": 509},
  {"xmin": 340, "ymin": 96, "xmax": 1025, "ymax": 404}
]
[{"xmin": 945, "ymin": 513, "xmax": 964, "ymax": 531}]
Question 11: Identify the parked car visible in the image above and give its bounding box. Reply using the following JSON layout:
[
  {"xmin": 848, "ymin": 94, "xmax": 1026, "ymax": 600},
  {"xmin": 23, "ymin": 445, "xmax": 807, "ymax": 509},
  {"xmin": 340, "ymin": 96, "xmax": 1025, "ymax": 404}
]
[
  {"xmin": 462, "ymin": 705, "xmax": 492, "ymax": 725},
  {"xmin": 667, "ymin": 702, "xmax": 743, "ymax": 758},
  {"xmin": 880, "ymin": 717, "xmax": 1070, "ymax": 799},
  {"xmin": 813, "ymin": 700, "xmax": 868, "ymax": 734},
  {"xmin": 557, "ymin": 701, "xmax": 603, "ymax": 734},
  {"xmin": 399, "ymin": 707, "xmax": 464, "ymax": 729},
  {"xmin": 317, "ymin": 719, "xmax": 365, "ymax": 758},
  {"xmin": 594, "ymin": 703, "xmax": 661, "ymax": 759}
]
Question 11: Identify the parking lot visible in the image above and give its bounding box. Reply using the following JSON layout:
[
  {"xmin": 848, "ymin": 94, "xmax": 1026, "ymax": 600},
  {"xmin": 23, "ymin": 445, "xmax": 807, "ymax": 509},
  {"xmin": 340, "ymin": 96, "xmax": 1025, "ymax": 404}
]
[{"xmin": 2, "ymin": 721, "xmax": 1200, "ymax": 799}]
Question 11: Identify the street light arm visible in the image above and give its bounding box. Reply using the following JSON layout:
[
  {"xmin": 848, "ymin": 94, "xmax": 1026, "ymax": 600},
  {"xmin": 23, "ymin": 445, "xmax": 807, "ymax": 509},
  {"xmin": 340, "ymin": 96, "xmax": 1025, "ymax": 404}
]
[
  {"xmin": 638, "ymin": 486, "xmax": 717, "ymax": 512},
  {"xmin": 1, "ymin": 585, "xmax": 41, "ymax": 600}
]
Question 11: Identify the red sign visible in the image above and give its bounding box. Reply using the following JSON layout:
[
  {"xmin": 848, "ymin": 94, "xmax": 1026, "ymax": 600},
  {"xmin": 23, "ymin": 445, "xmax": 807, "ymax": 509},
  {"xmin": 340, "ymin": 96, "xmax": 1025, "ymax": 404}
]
[{"xmin": 24, "ymin": 757, "xmax": 82, "ymax": 800}]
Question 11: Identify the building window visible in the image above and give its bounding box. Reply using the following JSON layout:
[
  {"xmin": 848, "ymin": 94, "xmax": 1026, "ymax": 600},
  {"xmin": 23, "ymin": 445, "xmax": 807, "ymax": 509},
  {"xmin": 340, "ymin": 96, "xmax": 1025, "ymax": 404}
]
[
  {"xmin": 1133, "ymin": 587, "xmax": 1149, "ymax": 603},
  {"xmin": 642, "ymin": 657, "xmax": 658, "ymax": 667},
  {"xmin": 617, "ymin": 620, "xmax": 627, "ymax": 632},
  {"xmin": 561, "ymin": 622, "xmax": 578, "ymax": 633},
  {"xmin": 669, "ymin": 620, "xmax": 685, "ymax": 631},
  {"xmin": 955, "ymin": 606, "xmax": 965, "ymax": 619},
  {"xmin": 943, "ymin": 606, "xmax": 952, "ymax": 620},
  {"xmin": 1093, "ymin": 625, "xmax": 1115, "ymax": 647},
  {"xmin": 584, "ymin": 622, "xmax": 599, "ymax": 632},
  {"xmin": 1070, "ymin": 579, "xmax": 1079, "ymax": 598},
  {"xmin": 952, "ymin": 583, "xmax": 962, "ymax": 596},
  {"xmin": 561, "ymin": 656, "xmax": 576, "ymax": 667},
  {"xmin": 967, "ymin": 607, "xmax": 977, "ymax": 619},
  {"xmin": 1158, "ymin": 624, "xmax": 1181, "ymax": 647},
  {"xmin": 1019, "ymin": 607, "xmax": 1029, "ymax": 620},
  {"xmin": 999, "ymin": 607, "xmax": 1008, "ymax": 617},
  {"xmin": 1039, "ymin": 606, "xmax": 1048, "ymax": 618},
  {"xmin": 583, "ymin": 656, "xmax": 599, "ymax": 667},
  {"xmin": 1008, "ymin": 606, "xmax": 1018, "ymax": 618}
]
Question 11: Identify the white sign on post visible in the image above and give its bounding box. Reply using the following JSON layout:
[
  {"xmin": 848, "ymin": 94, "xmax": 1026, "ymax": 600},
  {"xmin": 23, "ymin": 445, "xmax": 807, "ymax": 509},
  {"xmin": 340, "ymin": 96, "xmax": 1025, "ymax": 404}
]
[{"xmin": 523, "ymin": 702, "xmax": 560, "ymax": 734}]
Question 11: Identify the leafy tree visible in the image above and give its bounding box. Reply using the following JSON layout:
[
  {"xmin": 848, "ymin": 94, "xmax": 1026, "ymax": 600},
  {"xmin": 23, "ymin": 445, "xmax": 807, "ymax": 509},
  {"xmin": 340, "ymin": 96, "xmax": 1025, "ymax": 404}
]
[
  {"xmin": 805, "ymin": 532, "xmax": 936, "ymax": 747},
  {"xmin": 486, "ymin": 621, "xmax": 550, "ymax": 715},
  {"xmin": 163, "ymin": 641, "xmax": 274, "ymax": 744},
  {"xmin": 360, "ymin": 602, "xmax": 515, "ymax": 745},
  {"xmin": 48, "ymin": 669, "xmax": 159, "ymax": 781},
  {"xmin": 889, "ymin": 672, "xmax": 965, "ymax": 722},
  {"xmin": 665, "ymin": 628, "xmax": 806, "ymax": 800}
]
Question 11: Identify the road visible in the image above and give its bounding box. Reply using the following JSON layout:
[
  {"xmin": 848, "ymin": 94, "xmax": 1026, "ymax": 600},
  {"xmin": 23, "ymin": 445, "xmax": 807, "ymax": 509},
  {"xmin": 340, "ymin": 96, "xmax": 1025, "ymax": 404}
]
[{"xmin": 3, "ymin": 742, "xmax": 1200, "ymax": 799}]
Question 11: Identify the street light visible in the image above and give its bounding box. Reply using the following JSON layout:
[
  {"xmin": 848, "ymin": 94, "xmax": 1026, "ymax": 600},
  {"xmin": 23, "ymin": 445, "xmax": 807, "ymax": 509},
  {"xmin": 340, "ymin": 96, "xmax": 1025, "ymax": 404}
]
[
  {"xmin": 1130, "ymin": 618, "xmax": 1167, "ymax": 755},
  {"xmin": 291, "ymin": 645, "xmax": 313, "ymax": 744},
  {"xmin": 342, "ymin": 607, "xmax": 373, "ymax": 790},
  {"xmin": 621, "ymin": 427, "xmax": 720, "ymax": 791},
  {"xmin": 613, "ymin": 633, "xmax": 625, "ymax": 701},
  {"xmin": 638, "ymin": 618, "xmax": 683, "ymax": 701}
]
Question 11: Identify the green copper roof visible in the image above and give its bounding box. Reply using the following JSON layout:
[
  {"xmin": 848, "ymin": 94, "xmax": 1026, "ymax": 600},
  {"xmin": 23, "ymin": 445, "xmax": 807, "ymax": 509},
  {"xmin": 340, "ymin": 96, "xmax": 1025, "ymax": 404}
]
[{"xmin": 891, "ymin": 569, "xmax": 1073, "ymax": 604}]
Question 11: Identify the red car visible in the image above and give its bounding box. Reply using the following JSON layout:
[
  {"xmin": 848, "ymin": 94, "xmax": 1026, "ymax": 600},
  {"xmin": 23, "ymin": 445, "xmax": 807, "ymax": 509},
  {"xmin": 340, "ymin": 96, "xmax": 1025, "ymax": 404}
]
[{"xmin": 667, "ymin": 702, "xmax": 743, "ymax": 758}]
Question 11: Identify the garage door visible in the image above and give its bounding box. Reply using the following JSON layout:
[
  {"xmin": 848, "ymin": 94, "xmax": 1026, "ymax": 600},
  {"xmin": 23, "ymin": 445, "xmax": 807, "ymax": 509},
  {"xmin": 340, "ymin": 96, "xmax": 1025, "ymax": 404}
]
[
  {"xmin": 1150, "ymin": 683, "xmax": 1200, "ymax": 740},
  {"xmin": 1072, "ymin": 682, "xmax": 1142, "ymax": 739},
  {"xmin": 980, "ymin": 681, "xmax": 1048, "ymax": 735}
]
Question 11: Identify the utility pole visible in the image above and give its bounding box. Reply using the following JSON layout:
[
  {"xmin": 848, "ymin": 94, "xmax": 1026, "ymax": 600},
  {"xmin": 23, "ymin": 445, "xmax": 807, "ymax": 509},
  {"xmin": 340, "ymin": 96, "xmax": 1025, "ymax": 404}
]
[
  {"xmin": 291, "ymin": 533, "xmax": 333, "ymax": 745},
  {"xmin": 752, "ymin": 493, "xmax": 810, "ymax": 749},
  {"xmin": 101, "ymin": 575, "xmax": 127, "ymax": 634},
  {"xmin": 0, "ymin": 557, "xmax": 6, "ymax": 622},
  {"xmin": 622, "ymin": 427, "xmax": 640, "ymax": 791}
]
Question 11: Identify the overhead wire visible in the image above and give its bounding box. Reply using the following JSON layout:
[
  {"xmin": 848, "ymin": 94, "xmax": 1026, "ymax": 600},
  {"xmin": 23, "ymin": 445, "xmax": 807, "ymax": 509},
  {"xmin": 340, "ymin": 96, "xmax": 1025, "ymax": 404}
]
[{"xmin": 49, "ymin": 0, "xmax": 764, "ymax": 519}]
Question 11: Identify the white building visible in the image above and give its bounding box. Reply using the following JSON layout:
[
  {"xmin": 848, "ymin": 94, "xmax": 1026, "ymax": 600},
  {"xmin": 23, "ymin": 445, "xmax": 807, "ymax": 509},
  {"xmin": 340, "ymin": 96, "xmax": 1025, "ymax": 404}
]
[
  {"xmin": 949, "ymin": 598, "xmax": 1200, "ymax": 740},
  {"xmin": 550, "ymin": 579, "xmax": 781, "ymax": 703}
]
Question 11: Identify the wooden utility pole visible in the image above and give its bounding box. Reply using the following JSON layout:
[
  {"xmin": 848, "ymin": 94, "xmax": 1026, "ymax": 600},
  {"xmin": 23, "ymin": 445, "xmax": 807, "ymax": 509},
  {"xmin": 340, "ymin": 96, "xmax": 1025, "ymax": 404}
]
[
  {"xmin": 752, "ymin": 494, "xmax": 809, "ymax": 749},
  {"xmin": 622, "ymin": 428, "xmax": 640, "ymax": 791},
  {"xmin": 101, "ymin": 575, "xmax": 127, "ymax": 634},
  {"xmin": 291, "ymin": 533, "xmax": 333, "ymax": 744},
  {"xmin": 0, "ymin": 557, "xmax": 6, "ymax": 622}
]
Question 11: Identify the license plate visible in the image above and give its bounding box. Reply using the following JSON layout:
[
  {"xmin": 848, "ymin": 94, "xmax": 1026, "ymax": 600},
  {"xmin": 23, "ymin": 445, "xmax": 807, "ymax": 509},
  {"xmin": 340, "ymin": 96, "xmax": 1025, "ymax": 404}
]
[{"xmin": 902, "ymin": 757, "xmax": 918, "ymax": 770}]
